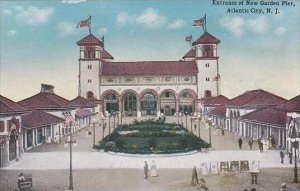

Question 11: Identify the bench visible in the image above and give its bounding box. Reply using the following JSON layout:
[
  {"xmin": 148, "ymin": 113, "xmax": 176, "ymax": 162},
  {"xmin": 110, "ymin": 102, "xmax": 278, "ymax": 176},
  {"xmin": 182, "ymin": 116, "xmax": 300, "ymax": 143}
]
[{"xmin": 18, "ymin": 173, "xmax": 32, "ymax": 190}]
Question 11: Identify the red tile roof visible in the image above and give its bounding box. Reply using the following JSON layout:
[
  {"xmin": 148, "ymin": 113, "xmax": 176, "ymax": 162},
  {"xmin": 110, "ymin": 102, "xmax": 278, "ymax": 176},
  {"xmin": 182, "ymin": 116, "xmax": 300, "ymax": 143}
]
[
  {"xmin": 240, "ymin": 107, "xmax": 287, "ymax": 126},
  {"xmin": 182, "ymin": 48, "xmax": 196, "ymax": 59},
  {"xmin": 22, "ymin": 110, "xmax": 64, "ymax": 128},
  {"xmin": 102, "ymin": 49, "xmax": 114, "ymax": 60},
  {"xmin": 226, "ymin": 89, "xmax": 286, "ymax": 108},
  {"xmin": 192, "ymin": 32, "xmax": 221, "ymax": 46},
  {"xmin": 202, "ymin": 95, "xmax": 230, "ymax": 106},
  {"xmin": 0, "ymin": 95, "xmax": 28, "ymax": 114},
  {"xmin": 208, "ymin": 106, "xmax": 226, "ymax": 117},
  {"xmin": 18, "ymin": 92, "xmax": 71, "ymax": 110},
  {"xmin": 76, "ymin": 34, "xmax": 104, "ymax": 47},
  {"xmin": 70, "ymin": 96, "xmax": 96, "ymax": 108},
  {"xmin": 277, "ymin": 95, "xmax": 300, "ymax": 112},
  {"xmin": 102, "ymin": 61, "xmax": 198, "ymax": 76},
  {"xmin": 76, "ymin": 108, "xmax": 94, "ymax": 117}
]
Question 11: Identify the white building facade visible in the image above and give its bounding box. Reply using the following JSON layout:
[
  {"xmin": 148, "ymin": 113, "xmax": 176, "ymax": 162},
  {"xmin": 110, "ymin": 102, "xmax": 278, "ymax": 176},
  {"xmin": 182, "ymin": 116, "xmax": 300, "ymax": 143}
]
[{"xmin": 77, "ymin": 32, "xmax": 221, "ymax": 117}]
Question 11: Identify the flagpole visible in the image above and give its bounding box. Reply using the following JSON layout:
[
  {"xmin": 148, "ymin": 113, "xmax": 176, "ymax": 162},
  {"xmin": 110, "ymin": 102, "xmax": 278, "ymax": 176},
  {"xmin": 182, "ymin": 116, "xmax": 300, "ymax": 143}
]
[
  {"xmin": 204, "ymin": 14, "xmax": 207, "ymax": 32},
  {"xmin": 89, "ymin": 15, "xmax": 92, "ymax": 34}
]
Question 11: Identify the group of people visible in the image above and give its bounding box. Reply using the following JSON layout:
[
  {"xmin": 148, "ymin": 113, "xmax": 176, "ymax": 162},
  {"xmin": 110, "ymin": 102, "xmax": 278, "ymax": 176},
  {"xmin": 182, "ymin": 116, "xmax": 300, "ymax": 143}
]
[
  {"xmin": 144, "ymin": 160, "xmax": 158, "ymax": 179},
  {"xmin": 238, "ymin": 136, "xmax": 276, "ymax": 152},
  {"xmin": 280, "ymin": 150, "xmax": 293, "ymax": 164},
  {"xmin": 238, "ymin": 137, "xmax": 254, "ymax": 150}
]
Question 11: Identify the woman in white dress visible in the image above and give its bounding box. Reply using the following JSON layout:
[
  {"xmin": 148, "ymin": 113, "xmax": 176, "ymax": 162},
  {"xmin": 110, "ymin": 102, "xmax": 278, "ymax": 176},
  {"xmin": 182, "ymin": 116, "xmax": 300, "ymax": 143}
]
[{"xmin": 150, "ymin": 160, "xmax": 158, "ymax": 177}]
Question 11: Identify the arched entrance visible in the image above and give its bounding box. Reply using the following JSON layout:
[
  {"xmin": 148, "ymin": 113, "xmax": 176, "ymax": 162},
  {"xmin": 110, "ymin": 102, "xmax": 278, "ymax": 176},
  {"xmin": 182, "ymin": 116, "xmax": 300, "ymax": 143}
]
[
  {"xmin": 104, "ymin": 94, "xmax": 119, "ymax": 114},
  {"xmin": 179, "ymin": 89, "xmax": 196, "ymax": 115},
  {"xmin": 160, "ymin": 90, "xmax": 176, "ymax": 116},
  {"xmin": 123, "ymin": 92, "xmax": 137, "ymax": 116},
  {"xmin": 141, "ymin": 93, "xmax": 157, "ymax": 115}
]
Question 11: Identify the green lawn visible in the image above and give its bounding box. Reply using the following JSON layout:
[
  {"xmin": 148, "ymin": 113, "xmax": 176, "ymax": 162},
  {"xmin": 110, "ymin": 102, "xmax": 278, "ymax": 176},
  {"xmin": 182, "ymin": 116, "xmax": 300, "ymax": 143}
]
[{"xmin": 95, "ymin": 119, "xmax": 209, "ymax": 154}]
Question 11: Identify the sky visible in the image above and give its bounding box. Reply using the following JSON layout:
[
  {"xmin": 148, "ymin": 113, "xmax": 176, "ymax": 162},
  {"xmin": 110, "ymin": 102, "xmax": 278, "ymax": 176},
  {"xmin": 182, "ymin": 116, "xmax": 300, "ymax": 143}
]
[{"xmin": 0, "ymin": 0, "xmax": 299, "ymax": 101}]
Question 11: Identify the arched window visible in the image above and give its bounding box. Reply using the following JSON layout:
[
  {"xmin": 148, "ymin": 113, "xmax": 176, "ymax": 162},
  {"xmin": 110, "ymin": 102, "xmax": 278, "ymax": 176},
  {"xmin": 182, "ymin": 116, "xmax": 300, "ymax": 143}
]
[
  {"xmin": 124, "ymin": 93, "xmax": 137, "ymax": 116},
  {"xmin": 141, "ymin": 93, "xmax": 156, "ymax": 115},
  {"xmin": 204, "ymin": 90, "xmax": 212, "ymax": 98},
  {"xmin": 179, "ymin": 91, "xmax": 195, "ymax": 115},
  {"xmin": 105, "ymin": 94, "xmax": 119, "ymax": 114},
  {"xmin": 203, "ymin": 45, "xmax": 213, "ymax": 57},
  {"xmin": 86, "ymin": 91, "xmax": 94, "ymax": 100}
]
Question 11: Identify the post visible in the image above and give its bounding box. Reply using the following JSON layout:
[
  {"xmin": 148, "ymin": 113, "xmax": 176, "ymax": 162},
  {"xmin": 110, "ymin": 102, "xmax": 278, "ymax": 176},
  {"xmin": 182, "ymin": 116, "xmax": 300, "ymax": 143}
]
[
  {"xmin": 177, "ymin": 111, "xmax": 180, "ymax": 124},
  {"xmin": 93, "ymin": 122, "xmax": 95, "ymax": 147},
  {"xmin": 68, "ymin": 135, "xmax": 74, "ymax": 190},
  {"xmin": 121, "ymin": 112, "xmax": 123, "ymax": 124},
  {"xmin": 185, "ymin": 114, "xmax": 188, "ymax": 129},
  {"xmin": 209, "ymin": 125, "xmax": 212, "ymax": 147},
  {"xmin": 190, "ymin": 117, "xmax": 193, "ymax": 132},
  {"xmin": 198, "ymin": 118, "xmax": 201, "ymax": 138},
  {"xmin": 113, "ymin": 114, "xmax": 116, "ymax": 130},
  {"xmin": 293, "ymin": 142, "xmax": 299, "ymax": 183},
  {"xmin": 108, "ymin": 116, "xmax": 111, "ymax": 134}
]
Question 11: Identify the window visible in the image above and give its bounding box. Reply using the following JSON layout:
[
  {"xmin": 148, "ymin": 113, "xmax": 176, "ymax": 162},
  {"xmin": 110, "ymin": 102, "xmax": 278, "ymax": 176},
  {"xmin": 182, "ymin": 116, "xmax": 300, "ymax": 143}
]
[
  {"xmin": 203, "ymin": 45, "xmax": 214, "ymax": 57},
  {"xmin": 204, "ymin": 90, "xmax": 212, "ymax": 98},
  {"xmin": 165, "ymin": 92, "xmax": 170, "ymax": 98},
  {"xmin": 88, "ymin": 79, "xmax": 92, "ymax": 83},
  {"xmin": 205, "ymin": 63, "xmax": 210, "ymax": 67},
  {"xmin": 86, "ymin": 91, "xmax": 94, "ymax": 100},
  {"xmin": 205, "ymin": 77, "xmax": 210, "ymax": 81},
  {"xmin": 84, "ymin": 47, "xmax": 96, "ymax": 59},
  {"xmin": 88, "ymin": 65, "xmax": 92, "ymax": 69}
]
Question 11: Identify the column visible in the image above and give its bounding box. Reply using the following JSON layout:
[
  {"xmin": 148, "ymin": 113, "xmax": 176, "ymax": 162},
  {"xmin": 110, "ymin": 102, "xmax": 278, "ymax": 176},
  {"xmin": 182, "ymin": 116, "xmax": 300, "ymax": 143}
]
[
  {"xmin": 118, "ymin": 99, "xmax": 123, "ymax": 116},
  {"xmin": 278, "ymin": 128, "xmax": 281, "ymax": 148},
  {"xmin": 16, "ymin": 139, "xmax": 19, "ymax": 161},
  {"xmin": 156, "ymin": 98, "xmax": 161, "ymax": 117},
  {"xmin": 176, "ymin": 99, "xmax": 179, "ymax": 117},
  {"xmin": 137, "ymin": 99, "xmax": 141, "ymax": 117},
  {"xmin": 24, "ymin": 130, "xmax": 27, "ymax": 150}
]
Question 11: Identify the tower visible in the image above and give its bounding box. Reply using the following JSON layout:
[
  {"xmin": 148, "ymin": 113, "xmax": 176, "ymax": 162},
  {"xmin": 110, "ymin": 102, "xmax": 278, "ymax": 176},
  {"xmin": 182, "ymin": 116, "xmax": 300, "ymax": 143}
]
[
  {"xmin": 193, "ymin": 32, "xmax": 221, "ymax": 98},
  {"xmin": 76, "ymin": 34, "xmax": 104, "ymax": 100}
]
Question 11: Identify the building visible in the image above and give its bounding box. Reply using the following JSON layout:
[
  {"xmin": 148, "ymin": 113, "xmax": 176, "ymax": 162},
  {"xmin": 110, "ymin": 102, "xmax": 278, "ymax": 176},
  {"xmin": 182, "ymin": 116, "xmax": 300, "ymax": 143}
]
[
  {"xmin": 0, "ymin": 95, "xmax": 28, "ymax": 167},
  {"xmin": 77, "ymin": 32, "xmax": 221, "ymax": 117},
  {"xmin": 69, "ymin": 96, "xmax": 96, "ymax": 129},
  {"xmin": 21, "ymin": 110, "xmax": 65, "ymax": 150},
  {"xmin": 18, "ymin": 84, "xmax": 77, "ymax": 136}
]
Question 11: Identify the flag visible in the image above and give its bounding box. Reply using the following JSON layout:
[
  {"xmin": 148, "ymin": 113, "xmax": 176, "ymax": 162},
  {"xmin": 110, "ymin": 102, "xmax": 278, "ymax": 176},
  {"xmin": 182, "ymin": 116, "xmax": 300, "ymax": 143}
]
[
  {"xmin": 185, "ymin": 35, "xmax": 192, "ymax": 42},
  {"xmin": 192, "ymin": 17, "xmax": 205, "ymax": 27},
  {"xmin": 77, "ymin": 17, "xmax": 91, "ymax": 28},
  {"xmin": 213, "ymin": 74, "xmax": 220, "ymax": 81}
]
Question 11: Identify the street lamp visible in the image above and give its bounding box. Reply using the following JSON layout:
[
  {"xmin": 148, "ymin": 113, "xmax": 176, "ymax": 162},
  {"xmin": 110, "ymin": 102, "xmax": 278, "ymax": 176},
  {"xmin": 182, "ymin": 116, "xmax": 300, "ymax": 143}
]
[
  {"xmin": 64, "ymin": 135, "xmax": 77, "ymax": 190},
  {"xmin": 185, "ymin": 111, "xmax": 188, "ymax": 129},
  {"xmin": 287, "ymin": 118, "xmax": 299, "ymax": 183},
  {"xmin": 91, "ymin": 117, "xmax": 99, "ymax": 147},
  {"xmin": 198, "ymin": 113, "xmax": 202, "ymax": 138},
  {"xmin": 108, "ymin": 113, "xmax": 111, "ymax": 134},
  {"xmin": 206, "ymin": 118, "xmax": 212, "ymax": 148}
]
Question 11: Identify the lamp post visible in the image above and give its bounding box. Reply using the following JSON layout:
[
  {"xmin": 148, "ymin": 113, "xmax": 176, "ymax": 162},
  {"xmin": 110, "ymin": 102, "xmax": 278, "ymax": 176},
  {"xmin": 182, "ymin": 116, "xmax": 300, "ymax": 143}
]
[
  {"xmin": 108, "ymin": 114, "xmax": 111, "ymax": 134},
  {"xmin": 206, "ymin": 118, "xmax": 212, "ymax": 148},
  {"xmin": 185, "ymin": 111, "xmax": 188, "ymax": 129},
  {"xmin": 64, "ymin": 134, "xmax": 76, "ymax": 190},
  {"xmin": 198, "ymin": 113, "xmax": 202, "ymax": 138},
  {"xmin": 113, "ymin": 112, "xmax": 116, "ymax": 130},
  {"xmin": 190, "ymin": 114, "xmax": 193, "ymax": 132},
  {"xmin": 91, "ymin": 117, "xmax": 98, "ymax": 147},
  {"xmin": 288, "ymin": 118, "xmax": 299, "ymax": 183}
]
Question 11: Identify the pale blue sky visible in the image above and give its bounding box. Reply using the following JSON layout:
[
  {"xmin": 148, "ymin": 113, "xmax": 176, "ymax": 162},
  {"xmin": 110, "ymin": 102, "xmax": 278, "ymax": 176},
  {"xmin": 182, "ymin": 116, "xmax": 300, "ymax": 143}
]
[{"xmin": 0, "ymin": 0, "xmax": 299, "ymax": 101}]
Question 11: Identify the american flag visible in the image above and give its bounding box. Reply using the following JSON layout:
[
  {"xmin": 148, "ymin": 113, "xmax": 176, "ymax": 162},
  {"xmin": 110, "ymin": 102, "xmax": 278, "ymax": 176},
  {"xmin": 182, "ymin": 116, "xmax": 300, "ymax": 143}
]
[
  {"xmin": 77, "ymin": 17, "xmax": 91, "ymax": 28},
  {"xmin": 192, "ymin": 18, "xmax": 205, "ymax": 27}
]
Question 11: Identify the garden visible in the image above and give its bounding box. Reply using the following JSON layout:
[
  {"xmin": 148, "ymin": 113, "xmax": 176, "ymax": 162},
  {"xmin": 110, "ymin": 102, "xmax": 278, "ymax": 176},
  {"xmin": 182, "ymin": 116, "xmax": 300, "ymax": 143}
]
[{"xmin": 95, "ymin": 118, "xmax": 210, "ymax": 154}]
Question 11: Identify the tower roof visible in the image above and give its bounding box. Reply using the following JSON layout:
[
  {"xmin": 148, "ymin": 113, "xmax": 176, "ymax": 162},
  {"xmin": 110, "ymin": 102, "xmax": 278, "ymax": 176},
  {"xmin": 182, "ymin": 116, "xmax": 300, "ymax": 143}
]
[
  {"xmin": 192, "ymin": 32, "xmax": 220, "ymax": 46},
  {"xmin": 76, "ymin": 34, "xmax": 104, "ymax": 47}
]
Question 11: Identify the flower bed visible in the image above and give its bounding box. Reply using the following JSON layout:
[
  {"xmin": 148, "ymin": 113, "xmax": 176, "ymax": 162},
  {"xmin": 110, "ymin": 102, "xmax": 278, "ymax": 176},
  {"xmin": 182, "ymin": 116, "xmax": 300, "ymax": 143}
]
[{"xmin": 95, "ymin": 119, "xmax": 209, "ymax": 154}]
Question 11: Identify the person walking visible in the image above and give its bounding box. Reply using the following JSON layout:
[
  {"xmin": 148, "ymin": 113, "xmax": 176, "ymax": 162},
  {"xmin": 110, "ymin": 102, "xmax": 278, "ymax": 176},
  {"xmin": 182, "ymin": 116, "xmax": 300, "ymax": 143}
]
[
  {"xmin": 288, "ymin": 150, "xmax": 293, "ymax": 164},
  {"xmin": 238, "ymin": 137, "xmax": 243, "ymax": 149},
  {"xmin": 258, "ymin": 138, "xmax": 263, "ymax": 153},
  {"xmin": 150, "ymin": 160, "xmax": 158, "ymax": 177},
  {"xmin": 144, "ymin": 161, "xmax": 149, "ymax": 179},
  {"xmin": 280, "ymin": 151, "xmax": 285, "ymax": 164},
  {"xmin": 248, "ymin": 138, "xmax": 253, "ymax": 150}
]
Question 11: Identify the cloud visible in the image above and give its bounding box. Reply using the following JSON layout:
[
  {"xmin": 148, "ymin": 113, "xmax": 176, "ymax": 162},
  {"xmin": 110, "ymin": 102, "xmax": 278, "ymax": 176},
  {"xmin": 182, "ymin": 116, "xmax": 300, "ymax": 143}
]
[
  {"xmin": 57, "ymin": 21, "xmax": 76, "ymax": 36},
  {"xmin": 3, "ymin": 9, "xmax": 12, "ymax": 16},
  {"xmin": 116, "ymin": 8, "xmax": 167, "ymax": 29},
  {"xmin": 136, "ymin": 8, "xmax": 166, "ymax": 29},
  {"xmin": 246, "ymin": 16, "xmax": 269, "ymax": 34},
  {"xmin": 62, "ymin": 0, "xmax": 87, "ymax": 3},
  {"xmin": 167, "ymin": 19, "xmax": 185, "ymax": 30},
  {"xmin": 7, "ymin": 30, "xmax": 17, "ymax": 36},
  {"xmin": 97, "ymin": 27, "xmax": 108, "ymax": 35},
  {"xmin": 274, "ymin": 27, "xmax": 287, "ymax": 36},
  {"xmin": 116, "ymin": 12, "xmax": 131, "ymax": 25},
  {"xmin": 220, "ymin": 16, "xmax": 244, "ymax": 37},
  {"xmin": 14, "ymin": 6, "xmax": 54, "ymax": 26}
]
